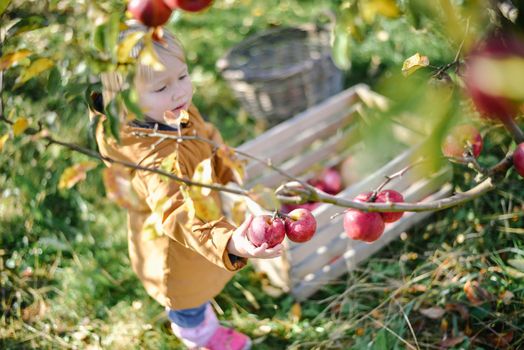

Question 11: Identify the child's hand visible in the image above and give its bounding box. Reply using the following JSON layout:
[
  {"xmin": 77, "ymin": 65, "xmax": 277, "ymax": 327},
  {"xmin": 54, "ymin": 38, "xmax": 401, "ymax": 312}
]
[{"xmin": 227, "ymin": 215, "xmax": 283, "ymax": 259}]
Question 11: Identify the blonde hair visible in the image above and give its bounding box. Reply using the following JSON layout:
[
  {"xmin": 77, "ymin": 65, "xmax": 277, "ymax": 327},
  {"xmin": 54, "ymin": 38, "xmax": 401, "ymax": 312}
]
[{"xmin": 100, "ymin": 21, "xmax": 186, "ymax": 119}]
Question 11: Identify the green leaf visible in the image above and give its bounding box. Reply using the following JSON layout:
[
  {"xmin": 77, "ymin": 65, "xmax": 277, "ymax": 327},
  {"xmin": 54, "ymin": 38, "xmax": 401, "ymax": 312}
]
[
  {"xmin": 121, "ymin": 88, "xmax": 144, "ymax": 120},
  {"xmin": 0, "ymin": 0, "xmax": 11, "ymax": 16},
  {"xmin": 93, "ymin": 23, "xmax": 107, "ymax": 53},
  {"xmin": 106, "ymin": 12, "xmax": 120, "ymax": 56},
  {"xmin": 15, "ymin": 58, "xmax": 54, "ymax": 88},
  {"xmin": 104, "ymin": 98, "xmax": 121, "ymax": 143},
  {"xmin": 373, "ymin": 329, "xmax": 388, "ymax": 350},
  {"xmin": 46, "ymin": 67, "xmax": 61, "ymax": 95},
  {"xmin": 88, "ymin": 113, "xmax": 101, "ymax": 150},
  {"xmin": 333, "ymin": 26, "xmax": 352, "ymax": 70},
  {"xmin": 6, "ymin": 15, "xmax": 47, "ymax": 37}
]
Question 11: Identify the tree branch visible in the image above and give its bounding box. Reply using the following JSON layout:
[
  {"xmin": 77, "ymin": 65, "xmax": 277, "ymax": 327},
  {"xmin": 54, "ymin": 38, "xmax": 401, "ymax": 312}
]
[
  {"xmin": 500, "ymin": 116, "xmax": 524, "ymax": 144},
  {"xmin": 44, "ymin": 135, "xmax": 250, "ymax": 196},
  {"xmin": 276, "ymin": 178, "xmax": 495, "ymax": 213}
]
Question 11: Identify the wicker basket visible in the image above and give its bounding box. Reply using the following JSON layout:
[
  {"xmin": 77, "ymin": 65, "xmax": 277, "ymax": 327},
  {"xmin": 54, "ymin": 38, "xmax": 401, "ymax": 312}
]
[{"xmin": 217, "ymin": 25, "xmax": 343, "ymax": 125}]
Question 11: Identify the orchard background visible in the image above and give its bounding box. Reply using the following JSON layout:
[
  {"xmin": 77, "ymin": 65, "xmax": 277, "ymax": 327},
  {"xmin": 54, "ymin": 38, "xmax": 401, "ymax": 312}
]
[{"xmin": 2, "ymin": 0, "xmax": 524, "ymax": 349}]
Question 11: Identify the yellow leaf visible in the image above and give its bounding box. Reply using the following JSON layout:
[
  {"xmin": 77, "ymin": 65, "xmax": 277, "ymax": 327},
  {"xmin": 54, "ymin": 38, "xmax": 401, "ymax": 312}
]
[
  {"xmin": 192, "ymin": 158, "xmax": 214, "ymax": 196},
  {"xmin": 231, "ymin": 200, "xmax": 246, "ymax": 226},
  {"xmin": 402, "ymin": 53, "xmax": 430, "ymax": 77},
  {"xmin": 182, "ymin": 186, "xmax": 221, "ymax": 222},
  {"xmin": 13, "ymin": 118, "xmax": 29, "ymax": 136},
  {"xmin": 0, "ymin": 134, "xmax": 9, "ymax": 151},
  {"xmin": 216, "ymin": 145, "xmax": 246, "ymax": 185},
  {"xmin": 181, "ymin": 187, "xmax": 196, "ymax": 223},
  {"xmin": 58, "ymin": 161, "xmax": 98, "ymax": 190},
  {"xmin": 16, "ymin": 58, "xmax": 54, "ymax": 85},
  {"xmin": 117, "ymin": 31, "xmax": 145, "ymax": 64},
  {"xmin": 360, "ymin": 0, "xmax": 400, "ymax": 23},
  {"xmin": 142, "ymin": 212, "xmax": 165, "ymax": 240},
  {"xmin": 192, "ymin": 194, "xmax": 221, "ymax": 222},
  {"xmin": 0, "ymin": 49, "xmax": 32, "ymax": 70},
  {"xmin": 160, "ymin": 150, "xmax": 183, "ymax": 176},
  {"xmin": 139, "ymin": 34, "xmax": 165, "ymax": 71},
  {"xmin": 248, "ymin": 184, "xmax": 281, "ymax": 211},
  {"xmin": 164, "ymin": 109, "xmax": 189, "ymax": 127},
  {"xmin": 102, "ymin": 166, "xmax": 144, "ymax": 210}
]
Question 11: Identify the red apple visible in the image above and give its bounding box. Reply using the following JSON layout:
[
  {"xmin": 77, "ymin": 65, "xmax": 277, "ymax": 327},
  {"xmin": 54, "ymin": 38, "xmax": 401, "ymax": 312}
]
[
  {"xmin": 247, "ymin": 215, "xmax": 285, "ymax": 248},
  {"xmin": 128, "ymin": 0, "xmax": 173, "ymax": 27},
  {"xmin": 441, "ymin": 124, "xmax": 483, "ymax": 159},
  {"xmin": 163, "ymin": 0, "xmax": 213, "ymax": 12},
  {"xmin": 343, "ymin": 210, "xmax": 385, "ymax": 243},
  {"xmin": 285, "ymin": 208, "xmax": 317, "ymax": 243},
  {"xmin": 375, "ymin": 189, "xmax": 404, "ymax": 223},
  {"xmin": 464, "ymin": 33, "xmax": 524, "ymax": 120},
  {"xmin": 318, "ymin": 168, "xmax": 343, "ymax": 195},
  {"xmin": 343, "ymin": 192, "xmax": 385, "ymax": 243},
  {"xmin": 513, "ymin": 143, "xmax": 524, "ymax": 178}
]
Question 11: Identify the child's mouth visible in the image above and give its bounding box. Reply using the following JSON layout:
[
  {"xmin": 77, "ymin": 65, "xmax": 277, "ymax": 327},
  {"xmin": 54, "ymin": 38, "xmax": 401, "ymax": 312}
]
[{"xmin": 172, "ymin": 104, "xmax": 185, "ymax": 112}]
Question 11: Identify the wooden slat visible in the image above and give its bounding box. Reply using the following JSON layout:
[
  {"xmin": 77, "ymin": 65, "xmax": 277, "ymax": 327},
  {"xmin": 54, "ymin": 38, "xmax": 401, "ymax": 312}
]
[
  {"xmin": 238, "ymin": 85, "xmax": 366, "ymax": 155},
  {"xmin": 244, "ymin": 105, "xmax": 359, "ymax": 180},
  {"xmin": 248, "ymin": 125, "xmax": 361, "ymax": 188},
  {"xmin": 288, "ymin": 166, "xmax": 452, "ymax": 281},
  {"xmin": 290, "ymin": 183, "xmax": 453, "ymax": 300}
]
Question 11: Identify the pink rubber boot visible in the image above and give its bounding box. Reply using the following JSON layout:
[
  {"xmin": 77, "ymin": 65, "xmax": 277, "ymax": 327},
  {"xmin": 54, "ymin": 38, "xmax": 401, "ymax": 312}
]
[{"xmin": 170, "ymin": 304, "xmax": 251, "ymax": 350}]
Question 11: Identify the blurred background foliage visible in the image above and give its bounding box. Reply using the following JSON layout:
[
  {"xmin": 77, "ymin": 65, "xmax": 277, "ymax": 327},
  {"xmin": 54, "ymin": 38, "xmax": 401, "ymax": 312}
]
[{"xmin": 1, "ymin": 0, "xmax": 524, "ymax": 348}]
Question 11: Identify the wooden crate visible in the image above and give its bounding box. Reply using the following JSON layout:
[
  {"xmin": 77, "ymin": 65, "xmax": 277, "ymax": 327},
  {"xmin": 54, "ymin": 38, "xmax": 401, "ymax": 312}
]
[{"xmin": 221, "ymin": 84, "xmax": 452, "ymax": 300}]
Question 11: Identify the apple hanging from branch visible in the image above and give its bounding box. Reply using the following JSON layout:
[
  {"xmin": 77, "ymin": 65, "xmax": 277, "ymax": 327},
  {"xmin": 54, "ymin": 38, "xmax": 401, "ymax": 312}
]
[
  {"xmin": 128, "ymin": 0, "xmax": 173, "ymax": 27},
  {"xmin": 163, "ymin": 0, "xmax": 213, "ymax": 12},
  {"xmin": 284, "ymin": 208, "xmax": 317, "ymax": 243}
]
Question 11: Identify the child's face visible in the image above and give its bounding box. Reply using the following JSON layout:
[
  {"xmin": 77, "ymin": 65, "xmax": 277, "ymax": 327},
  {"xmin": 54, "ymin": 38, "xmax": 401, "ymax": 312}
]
[{"xmin": 134, "ymin": 51, "xmax": 193, "ymax": 124}]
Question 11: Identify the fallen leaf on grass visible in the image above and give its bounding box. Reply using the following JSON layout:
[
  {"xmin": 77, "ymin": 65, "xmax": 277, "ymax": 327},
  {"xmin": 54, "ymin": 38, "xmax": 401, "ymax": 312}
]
[
  {"xmin": 507, "ymin": 258, "xmax": 524, "ymax": 272},
  {"xmin": 419, "ymin": 306, "xmax": 445, "ymax": 319},
  {"xmin": 485, "ymin": 331, "xmax": 514, "ymax": 349},
  {"xmin": 445, "ymin": 303, "xmax": 469, "ymax": 320},
  {"xmin": 440, "ymin": 334, "xmax": 466, "ymax": 348},
  {"xmin": 499, "ymin": 290, "xmax": 514, "ymax": 305},
  {"xmin": 464, "ymin": 280, "xmax": 492, "ymax": 305},
  {"xmin": 22, "ymin": 300, "xmax": 47, "ymax": 322},
  {"xmin": 290, "ymin": 303, "xmax": 301, "ymax": 323}
]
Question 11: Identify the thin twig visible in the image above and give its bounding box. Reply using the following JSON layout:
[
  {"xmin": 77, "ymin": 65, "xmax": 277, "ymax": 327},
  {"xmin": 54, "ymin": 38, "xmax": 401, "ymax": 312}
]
[
  {"xmin": 22, "ymin": 323, "xmax": 74, "ymax": 349},
  {"xmin": 432, "ymin": 18, "xmax": 469, "ymax": 78},
  {"xmin": 132, "ymin": 130, "xmax": 310, "ymax": 188},
  {"xmin": 372, "ymin": 159, "xmax": 426, "ymax": 199}
]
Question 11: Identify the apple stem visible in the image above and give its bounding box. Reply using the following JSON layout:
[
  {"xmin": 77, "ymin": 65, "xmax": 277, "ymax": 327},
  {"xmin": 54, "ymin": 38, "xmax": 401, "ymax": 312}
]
[{"xmin": 372, "ymin": 159, "xmax": 426, "ymax": 195}]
